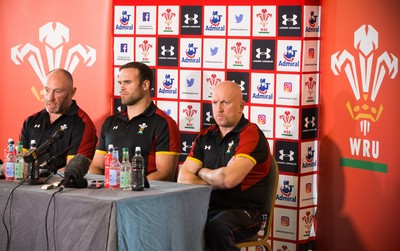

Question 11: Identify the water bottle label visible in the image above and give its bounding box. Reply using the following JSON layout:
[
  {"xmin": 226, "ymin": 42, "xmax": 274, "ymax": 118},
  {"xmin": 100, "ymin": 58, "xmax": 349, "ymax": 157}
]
[
  {"xmin": 6, "ymin": 163, "xmax": 15, "ymax": 178},
  {"xmin": 15, "ymin": 162, "xmax": 23, "ymax": 179},
  {"xmin": 109, "ymin": 169, "xmax": 117, "ymax": 186},
  {"xmin": 120, "ymin": 171, "xmax": 130, "ymax": 188}
]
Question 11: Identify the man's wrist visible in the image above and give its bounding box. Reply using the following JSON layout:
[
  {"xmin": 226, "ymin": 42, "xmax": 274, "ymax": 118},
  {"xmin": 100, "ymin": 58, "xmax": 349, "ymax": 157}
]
[{"xmin": 195, "ymin": 167, "xmax": 203, "ymax": 177}]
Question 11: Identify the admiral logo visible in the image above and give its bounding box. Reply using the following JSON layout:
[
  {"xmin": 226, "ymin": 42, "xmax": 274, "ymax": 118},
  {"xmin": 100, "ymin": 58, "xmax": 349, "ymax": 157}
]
[
  {"xmin": 331, "ymin": 25, "xmax": 397, "ymax": 171},
  {"xmin": 306, "ymin": 10, "xmax": 319, "ymax": 33},
  {"xmin": 34, "ymin": 124, "xmax": 40, "ymax": 128},
  {"xmin": 277, "ymin": 180, "xmax": 297, "ymax": 202},
  {"xmin": 252, "ymin": 78, "xmax": 273, "ymax": 100},
  {"xmin": 205, "ymin": 10, "xmax": 226, "ymax": 31},
  {"xmin": 182, "ymin": 43, "xmax": 201, "ymax": 63},
  {"xmin": 183, "ymin": 105, "xmax": 197, "ymax": 129},
  {"xmin": 11, "ymin": 22, "xmax": 96, "ymax": 99},
  {"xmin": 204, "ymin": 145, "xmax": 211, "ymax": 150},
  {"xmin": 116, "ymin": 11, "xmax": 133, "ymax": 31},
  {"xmin": 302, "ymin": 146, "xmax": 316, "ymax": 168},
  {"xmin": 161, "ymin": 8, "xmax": 176, "ymax": 32},
  {"xmin": 279, "ymin": 110, "xmax": 295, "ymax": 136},
  {"xmin": 160, "ymin": 74, "xmax": 177, "ymax": 94},
  {"xmin": 279, "ymin": 45, "xmax": 300, "ymax": 67},
  {"xmin": 256, "ymin": 9, "xmax": 272, "ymax": 33}
]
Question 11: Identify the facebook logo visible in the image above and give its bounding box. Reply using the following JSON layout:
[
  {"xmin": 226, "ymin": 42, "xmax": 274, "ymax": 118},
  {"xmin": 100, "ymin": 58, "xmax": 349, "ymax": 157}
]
[
  {"xmin": 143, "ymin": 12, "xmax": 150, "ymax": 22},
  {"xmin": 120, "ymin": 43, "xmax": 128, "ymax": 53}
]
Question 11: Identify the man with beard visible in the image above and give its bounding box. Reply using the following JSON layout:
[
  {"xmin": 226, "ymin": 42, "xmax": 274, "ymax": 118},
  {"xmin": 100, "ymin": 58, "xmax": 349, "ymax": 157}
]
[
  {"xmin": 20, "ymin": 68, "xmax": 97, "ymax": 172},
  {"xmin": 88, "ymin": 62, "xmax": 180, "ymax": 181}
]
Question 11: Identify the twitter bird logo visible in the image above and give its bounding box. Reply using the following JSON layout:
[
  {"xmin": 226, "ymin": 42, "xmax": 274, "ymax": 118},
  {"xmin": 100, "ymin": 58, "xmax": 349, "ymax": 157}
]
[
  {"xmin": 210, "ymin": 47, "xmax": 218, "ymax": 56},
  {"xmin": 235, "ymin": 14, "xmax": 244, "ymax": 23},
  {"xmin": 186, "ymin": 78, "xmax": 195, "ymax": 87}
]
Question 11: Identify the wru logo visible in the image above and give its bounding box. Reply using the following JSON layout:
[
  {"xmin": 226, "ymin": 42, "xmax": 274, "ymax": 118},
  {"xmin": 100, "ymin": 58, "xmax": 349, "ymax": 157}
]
[
  {"xmin": 331, "ymin": 24, "xmax": 397, "ymax": 136},
  {"xmin": 11, "ymin": 22, "xmax": 96, "ymax": 99}
]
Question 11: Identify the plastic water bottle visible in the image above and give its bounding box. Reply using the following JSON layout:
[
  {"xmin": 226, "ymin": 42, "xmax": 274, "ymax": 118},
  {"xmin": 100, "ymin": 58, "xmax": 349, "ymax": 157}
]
[
  {"xmin": 104, "ymin": 144, "xmax": 113, "ymax": 188},
  {"xmin": 109, "ymin": 147, "xmax": 120, "ymax": 189},
  {"xmin": 14, "ymin": 141, "xmax": 24, "ymax": 181},
  {"xmin": 131, "ymin": 146, "xmax": 145, "ymax": 191},
  {"xmin": 4, "ymin": 138, "xmax": 16, "ymax": 181},
  {"xmin": 120, "ymin": 148, "xmax": 131, "ymax": 191}
]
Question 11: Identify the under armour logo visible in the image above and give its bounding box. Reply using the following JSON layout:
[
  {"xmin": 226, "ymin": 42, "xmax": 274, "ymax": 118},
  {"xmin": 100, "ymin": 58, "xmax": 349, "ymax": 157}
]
[
  {"xmin": 182, "ymin": 141, "xmax": 192, "ymax": 152},
  {"xmin": 255, "ymin": 48, "xmax": 271, "ymax": 59},
  {"xmin": 279, "ymin": 149, "xmax": 295, "ymax": 161},
  {"xmin": 204, "ymin": 145, "xmax": 211, "ymax": 150},
  {"xmin": 184, "ymin": 14, "xmax": 198, "ymax": 24},
  {"xmin": 304, "ymin": 117, "xmax": 316, "ymax": 128},
  {"xmin": 113, "ymin": 126, "xmax": 118, "ymax": 130},
  {"xmin": 161, "ymin": 45, "xmax": 175, "ymax": 56},
  {"xmin": 282, "ymin": 14, "xmax": 298, "ymax": 25},
  {"xmin": 206, "ymin": 111, "xmax": 213, "ymax": 122},
  {"xmin": 34, "ymin": 124, "xmax": 41, "ymax": 128}
]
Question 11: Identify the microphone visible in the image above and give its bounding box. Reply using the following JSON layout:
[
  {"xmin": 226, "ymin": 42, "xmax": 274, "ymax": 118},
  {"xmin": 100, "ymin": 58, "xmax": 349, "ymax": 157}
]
[
  {"xmin": 58, "ymin": 154, "xmax": 91, "ymax": 191},
  {"xmin": 39, "ymin": 146, "xmax": 73, "ymax": 173},
  {"xmin": 23, "ymin": 127, "xmax": 65, "ymax": 163}
]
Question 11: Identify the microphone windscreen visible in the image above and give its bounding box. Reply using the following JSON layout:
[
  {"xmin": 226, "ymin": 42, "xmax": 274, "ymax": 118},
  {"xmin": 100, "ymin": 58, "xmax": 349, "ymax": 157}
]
[{"xmin": 64, "ymin": 154, "xmax": 91, "ymax": 179}]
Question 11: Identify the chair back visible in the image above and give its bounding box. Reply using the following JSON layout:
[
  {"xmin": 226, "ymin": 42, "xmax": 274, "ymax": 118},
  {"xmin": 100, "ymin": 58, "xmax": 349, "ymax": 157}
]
[{"xmin": 235, "ymin": 154, "xmax": 279, "ymax": 251}]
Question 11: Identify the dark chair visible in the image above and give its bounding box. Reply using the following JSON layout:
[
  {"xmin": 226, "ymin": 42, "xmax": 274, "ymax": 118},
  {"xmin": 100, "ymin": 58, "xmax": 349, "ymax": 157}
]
[{"xmin": 235, "ymin": 154, "xmax": 279, "ymax": 251}]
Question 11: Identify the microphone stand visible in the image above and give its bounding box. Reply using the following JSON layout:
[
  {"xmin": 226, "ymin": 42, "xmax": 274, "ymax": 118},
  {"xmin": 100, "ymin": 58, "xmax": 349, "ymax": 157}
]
[
  {"xmin": 26, "ymin": 160, "xmax": 46, "ymax": 185},
  {"xmin": 26, "ymin": 146, "xmax": 72, "ymax": 185}
]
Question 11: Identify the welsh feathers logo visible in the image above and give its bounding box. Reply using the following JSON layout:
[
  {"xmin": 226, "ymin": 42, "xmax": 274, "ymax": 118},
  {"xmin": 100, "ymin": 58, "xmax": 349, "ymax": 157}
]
[
  {"xmin": 331, "ymin": 24, "xmax": 397, "ymax": 172},
  {"xmin": 331, "ymin": 24, "xmax": 397, "ymax": 136},
  {"xmin": 11, "ymin": 22, "xmax": 96, "ymax": 100}
]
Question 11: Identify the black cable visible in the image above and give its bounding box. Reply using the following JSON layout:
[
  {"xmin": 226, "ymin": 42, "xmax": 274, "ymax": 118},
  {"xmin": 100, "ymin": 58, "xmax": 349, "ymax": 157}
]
[
  {"xmin": 45, "ymin": 189, "xmax": 61, "ymax": 251},
  {"xmin": 1, "ymin": 176, "xmax": 28, "ymax": 251}
]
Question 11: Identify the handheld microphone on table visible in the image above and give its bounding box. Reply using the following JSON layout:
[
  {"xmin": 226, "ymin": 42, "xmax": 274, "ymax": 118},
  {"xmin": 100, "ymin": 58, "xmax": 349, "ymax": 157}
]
[
  {"xmin": 23, "ymin": 127, "xmax": 65, "ymax": 163},
  {"xmin": 58, "ymin": 154, "xmax": 91, "ymax": 191},
  {"xmin": 38, "ymin": 146, "xmax": 73, "ymax": 173}
]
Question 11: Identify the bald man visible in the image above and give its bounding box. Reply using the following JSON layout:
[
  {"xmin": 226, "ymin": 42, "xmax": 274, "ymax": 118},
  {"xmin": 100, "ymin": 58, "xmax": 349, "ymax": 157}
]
[
  {"xmin": 178, "ymin": 81, "xmax": 271, "ymax": 250},
  {"xmin": 20, "ymin": 69, "xmax": 97, "ymax": 173}
]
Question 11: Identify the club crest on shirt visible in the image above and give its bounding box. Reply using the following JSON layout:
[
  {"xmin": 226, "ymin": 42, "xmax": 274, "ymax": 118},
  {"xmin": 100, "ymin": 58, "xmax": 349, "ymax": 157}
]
[
  {"xmin": 226, "ymin": 140, "xmax": 235, "ymax": 154},
  {"xmin": 138, "ymin": 123, "xmax": 148, "ymax": 134}
]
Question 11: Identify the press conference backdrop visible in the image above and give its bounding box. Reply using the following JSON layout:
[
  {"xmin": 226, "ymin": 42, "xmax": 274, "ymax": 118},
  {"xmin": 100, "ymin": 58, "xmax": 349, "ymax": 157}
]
[{"xmin": 111, "ymin": 0, "xmax": 320, "ymax": 250}]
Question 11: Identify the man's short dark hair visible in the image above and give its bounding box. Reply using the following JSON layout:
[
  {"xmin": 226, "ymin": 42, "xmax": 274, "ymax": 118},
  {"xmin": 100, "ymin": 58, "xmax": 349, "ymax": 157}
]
[{"xmin": 119, "ymin": 62, "xmax": 153, "ymax": 87}]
